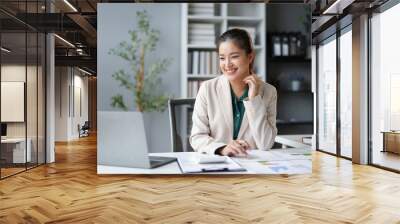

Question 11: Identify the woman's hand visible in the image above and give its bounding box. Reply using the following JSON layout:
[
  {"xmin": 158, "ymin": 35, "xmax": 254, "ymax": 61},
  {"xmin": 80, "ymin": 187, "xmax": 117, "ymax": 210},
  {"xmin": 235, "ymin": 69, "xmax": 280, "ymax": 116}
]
[
  {"xmin": 219, "ymin": 140, "xmax": 250, "ymax": 157},
  {"xmin": 243, "ymin": 74, "xmax": 262, "ymax": 100}
]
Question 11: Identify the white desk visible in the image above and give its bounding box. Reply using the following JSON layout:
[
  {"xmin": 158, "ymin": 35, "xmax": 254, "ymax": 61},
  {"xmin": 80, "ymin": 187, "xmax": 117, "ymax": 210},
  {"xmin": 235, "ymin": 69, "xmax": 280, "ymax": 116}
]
[
  {"xmin": 275, "ymin": 135, "xmax": 312, "ymax": 148},
  {"xmin": 98, "ymin": 148, "xmax": 312, "ymax": 175},
  {"xmin": 1, "ymin": 138, "xmax": 32, "ymax": 163}
]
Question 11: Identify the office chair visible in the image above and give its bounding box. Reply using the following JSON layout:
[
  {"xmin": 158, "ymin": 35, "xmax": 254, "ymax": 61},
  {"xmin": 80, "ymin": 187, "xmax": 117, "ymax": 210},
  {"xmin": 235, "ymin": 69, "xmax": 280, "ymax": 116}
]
[
  {"xmin": 168, "ymin": 98, "xmax": 196, "ymax": 152},
  {"xmin": 78, "ymin": 121, "xmax": 90, "ymax": 138}
]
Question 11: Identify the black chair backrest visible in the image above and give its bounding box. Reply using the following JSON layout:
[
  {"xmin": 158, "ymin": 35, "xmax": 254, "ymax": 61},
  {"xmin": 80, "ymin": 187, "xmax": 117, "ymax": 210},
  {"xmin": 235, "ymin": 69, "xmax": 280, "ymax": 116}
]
[
  {"xmin": 82, "ymin": 121, "xmax": 90, "ymax": 129},
  {"xmin": 168, "ymin": 98, "xmax": 196, "ymax": 152}
]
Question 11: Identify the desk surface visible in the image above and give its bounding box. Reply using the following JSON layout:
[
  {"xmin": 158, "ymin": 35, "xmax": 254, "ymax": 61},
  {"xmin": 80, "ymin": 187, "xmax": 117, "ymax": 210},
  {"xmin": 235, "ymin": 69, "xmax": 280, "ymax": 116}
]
[
  {"xmin": 98, "ymin": 148, "xmax": 312, "ymax": 175},
  {"xmin": 1, "ymin": 138, "xmax": 28, "ymax": 143},
  {"xmin": 275, "ymin": 135, "xmax": 312, "ymax": 148}
]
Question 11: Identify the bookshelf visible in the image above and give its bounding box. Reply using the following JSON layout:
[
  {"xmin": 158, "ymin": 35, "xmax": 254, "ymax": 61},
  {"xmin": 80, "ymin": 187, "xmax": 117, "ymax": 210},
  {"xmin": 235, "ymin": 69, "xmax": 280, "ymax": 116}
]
[
  {"xmin": 178, "ymin": 3, "xmax": 266, "ymax": 152},
  {"xmin": 266, "ymin": 4, "xmax": 313, "ymax": 136},
  {"xmin": 181, "ymin": 3, "xmax": 266, "ymax": 98}
]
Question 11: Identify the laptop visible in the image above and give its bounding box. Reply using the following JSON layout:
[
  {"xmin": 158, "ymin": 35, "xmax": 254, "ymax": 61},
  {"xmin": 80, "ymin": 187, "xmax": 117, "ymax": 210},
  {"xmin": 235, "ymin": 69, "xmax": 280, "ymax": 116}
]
[{"xmin": 98, "ymin": 111, "xmax": 176, "ymax": 168}]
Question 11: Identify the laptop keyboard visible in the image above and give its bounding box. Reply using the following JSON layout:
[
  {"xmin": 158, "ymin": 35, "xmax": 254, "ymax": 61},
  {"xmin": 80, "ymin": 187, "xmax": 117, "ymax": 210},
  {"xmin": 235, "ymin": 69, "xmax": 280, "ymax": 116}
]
[
  {"xmin": 149, "ymin": 156, "xmax": 176, "ymax": 168},
  {"xmin": 150, "ymin": 160, "xmax": 164, "ymax": 166}
]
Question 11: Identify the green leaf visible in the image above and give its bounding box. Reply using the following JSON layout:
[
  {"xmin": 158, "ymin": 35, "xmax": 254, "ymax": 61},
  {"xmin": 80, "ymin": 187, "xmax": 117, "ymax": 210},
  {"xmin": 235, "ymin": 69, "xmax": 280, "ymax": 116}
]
[
  {"xmin": 111, "ymin": 69, "xmax": 134, "ymax": 90},
  {"xmin": 111, "ymin": 94, "xmax": 128, "ymax": 110}
]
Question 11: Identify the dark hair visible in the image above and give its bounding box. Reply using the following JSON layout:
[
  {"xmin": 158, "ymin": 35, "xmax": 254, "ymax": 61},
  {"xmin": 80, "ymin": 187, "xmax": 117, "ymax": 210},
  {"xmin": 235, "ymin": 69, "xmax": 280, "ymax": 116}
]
[{"xmin": 217, "ymin": 28, "xmax": 254, "ymax": 72}]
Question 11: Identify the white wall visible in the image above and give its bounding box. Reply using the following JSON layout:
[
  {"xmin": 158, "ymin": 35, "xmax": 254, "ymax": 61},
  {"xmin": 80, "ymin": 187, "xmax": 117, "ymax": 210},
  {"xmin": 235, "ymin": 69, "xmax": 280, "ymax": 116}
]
[
  {"xmin": 55, "ymin": 67, "xmax": 89, "ymax": 141},
  {"xmin": 1, "ymin": 63, "xmax": 46, "ymax": 163},
  {"xmin": 72, "ymin": 73, "xmax": 89, "ymax": 138},
  {"xmin": 1, "ymin": 65, "xmax": 36, "ymax": 138},
  {"xmin": 55, "ymin": 67, "xmax": 68, "ymax": 141},
  {"xmin": 98, "ymin": 4, "xmax": 181, "ymax": 153}
]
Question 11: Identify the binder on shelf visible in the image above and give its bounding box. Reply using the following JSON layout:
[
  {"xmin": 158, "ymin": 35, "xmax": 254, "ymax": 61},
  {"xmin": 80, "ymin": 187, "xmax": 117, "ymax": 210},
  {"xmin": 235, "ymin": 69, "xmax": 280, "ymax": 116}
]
[
  {"xmin": 205, "ymin": 51, "xmax": 211, "ymax": 74},
  {"xmin": 192, "ymin": 51, "xmax": 199, "ymax": 75},
  {"xmin": 211, "ymin": 51, "xmax": 218, "ymax": 74},
  {"xmin": 187, "ymin": 51, "xmax": 193, "ymax": 74},
  {"xmin": 199, "ymin": 51, "xmax": 205, "ymax": 75},
  {"xmin": 192, "ymin": 81, "xmax": 199, "ymax": 97},
  {"xmin": 189, "ymin": 50, "xmax": 220, "ymax": 77},
  {"xmin": 188, "ymin": 80, "xmax": 207, "ymax": 98}
]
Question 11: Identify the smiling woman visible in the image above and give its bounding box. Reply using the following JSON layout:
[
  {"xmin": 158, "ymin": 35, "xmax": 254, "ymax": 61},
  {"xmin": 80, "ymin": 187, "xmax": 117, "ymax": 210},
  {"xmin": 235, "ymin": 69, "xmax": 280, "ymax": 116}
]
[{"xmin": 190, "ymin": 28, "xmax": 277, "ymax": 157}]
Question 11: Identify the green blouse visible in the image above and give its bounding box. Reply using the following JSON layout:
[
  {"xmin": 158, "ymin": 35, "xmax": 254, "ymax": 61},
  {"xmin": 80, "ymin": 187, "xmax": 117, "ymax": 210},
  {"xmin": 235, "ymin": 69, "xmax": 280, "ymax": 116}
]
[{"xmin": 230, "ymin": 85, "xmax": 249, "ymax": 140}]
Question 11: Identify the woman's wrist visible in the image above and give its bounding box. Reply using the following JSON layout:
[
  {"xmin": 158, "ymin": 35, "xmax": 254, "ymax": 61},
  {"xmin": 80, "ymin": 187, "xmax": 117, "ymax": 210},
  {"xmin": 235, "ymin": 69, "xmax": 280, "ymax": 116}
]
[{"xmin": 215, "ymin": 146, "xmax": 226, "ymax": 155}]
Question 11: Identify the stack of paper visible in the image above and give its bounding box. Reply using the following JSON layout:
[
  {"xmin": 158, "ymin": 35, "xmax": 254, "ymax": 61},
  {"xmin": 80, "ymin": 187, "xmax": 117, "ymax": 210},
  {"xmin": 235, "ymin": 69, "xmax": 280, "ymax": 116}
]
[
  {"xmin": 188, "ymin": 23, "xmax": 215, "ymax": 45},
  {"xmin": 189, "ymin": 3, "xmax": 215, "ymax": 16}
]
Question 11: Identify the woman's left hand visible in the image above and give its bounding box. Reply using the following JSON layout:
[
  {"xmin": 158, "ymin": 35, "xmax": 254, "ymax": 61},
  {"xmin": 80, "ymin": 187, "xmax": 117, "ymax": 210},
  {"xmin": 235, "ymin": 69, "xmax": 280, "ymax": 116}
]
[{"xmin": 243, "ymin": 74, "xmax": 261, "ymax": 100}]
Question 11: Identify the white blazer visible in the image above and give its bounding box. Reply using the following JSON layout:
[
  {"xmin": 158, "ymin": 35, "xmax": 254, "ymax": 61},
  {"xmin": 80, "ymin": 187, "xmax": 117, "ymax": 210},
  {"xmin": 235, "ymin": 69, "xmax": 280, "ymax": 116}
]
[{"xmin": 190, "ymin": 75, "xmax": 277, "ymax": 155}]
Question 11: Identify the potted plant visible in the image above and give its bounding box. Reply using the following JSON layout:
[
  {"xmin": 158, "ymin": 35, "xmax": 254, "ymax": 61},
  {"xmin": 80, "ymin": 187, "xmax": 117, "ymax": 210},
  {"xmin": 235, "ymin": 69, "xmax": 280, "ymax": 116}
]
[
  {"xmin": 109, "ymin": 10, "xmax": 172, "ymax": 112},
  {"xmin": 99, "ymin": 10, "xmax": 173, "ymax": 155}
]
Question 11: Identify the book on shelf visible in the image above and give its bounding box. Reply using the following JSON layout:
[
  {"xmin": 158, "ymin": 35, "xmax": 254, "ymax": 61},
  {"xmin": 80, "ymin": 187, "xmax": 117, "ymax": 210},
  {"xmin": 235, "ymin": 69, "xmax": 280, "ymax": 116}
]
[
  {"xmin": 211, "ymin": 51, "xmax": 218, "ymax": 74},
  {"xmin": 189, "ymin": 3, "xmax": 214, "ymax": 8},
  {"xmin": 228, "ymin": 26, "xmax": 256, "ymax": 44},
  {"xmin": 187, "ymin": 51, "xmax": 193, "ymax": 74},
  {"xmin": 188, "ymin": 50, "xmax": 219, "ymax": 76},
  {"xmin": 188, "ymin": 3, "xmax": 215, "ymax": 16},
  {"xmin": 188, "ymin": 23, "xmax": 215, "ymax": 45},
  {"xmin": 189, "ymin": 35, "xmax": 216, "ymax": 41},
  {"xmin": 189, "ymin": 38, "xmax": 215, "ymax": 46},
  {"xmin": 189, "ymin": 8, "xmax": 215, "ymax": 16},
  {"xmin": 193, "ymin": 81, "xmax": 199, "ymax": 98},
  {"xmin": 189, "ymin": 23, "xmax": 215, "ymax": 29},
  {"xmin": 189, "ymin": 28, "xmax": 215, "ymax": 36},
  {"xmin": 206, "ymin": 51, "xmax": 211, "ymax": 74},
  {"xmin": 199, "ymin": 51, "xmax": 205, "ymax": 75},
  {"xmin": 188, "ymin": 37, "xmax": 216, "ymax": 45},
  {"xmin": 188, "ymin": 80, "xmax": 208, "ymax": 98},
  {"xmin": 192, "ymin": 51, "xmax": 199, "ymax": 75}
]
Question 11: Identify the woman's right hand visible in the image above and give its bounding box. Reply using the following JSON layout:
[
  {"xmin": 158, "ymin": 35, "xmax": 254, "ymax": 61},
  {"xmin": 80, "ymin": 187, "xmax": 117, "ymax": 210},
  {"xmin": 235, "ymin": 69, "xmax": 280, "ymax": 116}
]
[{"xmin": 219, "ymin": 140, "xmax": 250, "ymax": 157}]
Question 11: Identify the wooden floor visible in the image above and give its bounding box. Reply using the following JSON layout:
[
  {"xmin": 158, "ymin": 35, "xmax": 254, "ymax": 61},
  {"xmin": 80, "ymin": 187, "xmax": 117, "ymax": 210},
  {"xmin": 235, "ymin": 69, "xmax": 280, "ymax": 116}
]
[
  {"xmin": 1, "ymin": 167, "xmax": 26, "ymax": 178},
  {"xmin": 1, "ymin": 135, "xmax": 400, "ymax": 223},
  {"xmin": 372, "ymin": 150, "xmax": 400, "ymax": 171}
]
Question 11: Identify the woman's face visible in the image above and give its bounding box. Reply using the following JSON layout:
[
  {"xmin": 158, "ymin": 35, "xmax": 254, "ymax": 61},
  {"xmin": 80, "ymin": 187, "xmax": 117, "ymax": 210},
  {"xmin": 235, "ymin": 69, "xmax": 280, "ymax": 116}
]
[{"xmin": 218, "ymin": 40, "xmax": 254, "ymax": 81}]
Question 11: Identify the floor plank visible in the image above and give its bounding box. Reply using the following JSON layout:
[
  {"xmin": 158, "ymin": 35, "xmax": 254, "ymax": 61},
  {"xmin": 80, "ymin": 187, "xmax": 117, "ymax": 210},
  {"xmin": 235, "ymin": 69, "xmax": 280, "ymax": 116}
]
[{"xmin": 0, "ymin": 135, "xmax": 400, "ymax": 223}]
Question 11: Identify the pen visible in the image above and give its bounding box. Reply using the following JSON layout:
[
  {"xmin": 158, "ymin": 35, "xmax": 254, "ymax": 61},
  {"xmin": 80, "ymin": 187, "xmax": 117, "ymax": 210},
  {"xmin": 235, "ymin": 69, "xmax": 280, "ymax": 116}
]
[{"xmin": 201, "ymin": 167, "xmax": 229, "ymax": 172}]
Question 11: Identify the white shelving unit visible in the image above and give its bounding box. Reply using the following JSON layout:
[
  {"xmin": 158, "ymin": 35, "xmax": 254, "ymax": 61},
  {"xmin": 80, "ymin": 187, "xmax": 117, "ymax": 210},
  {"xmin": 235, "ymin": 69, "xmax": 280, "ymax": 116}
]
[
  {"xmin": 178, "ymin": 3, "xmax": 266, "ymax": 152},
  {"xmin": 181, "ymin": 3, "xmax": 266, "ymax": 98}
]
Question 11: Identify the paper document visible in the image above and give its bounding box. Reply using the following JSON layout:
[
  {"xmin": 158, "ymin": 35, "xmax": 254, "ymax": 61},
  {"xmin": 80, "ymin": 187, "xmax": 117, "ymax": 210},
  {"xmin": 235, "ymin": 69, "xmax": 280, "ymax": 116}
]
[
  {"xmin": 232, "ymin": 149, "xmax": 312, "ymax": 174},
  {"xmin": 235, "ymin": 159, "xmax": 312, "ymax": 174},
  {"xmin": 177, "ymin": 153, "xmax": 246, "ymax": 173},
  {"xmin": 233, "ymin": 149, "xmax": 312, "ymax": 162}
]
